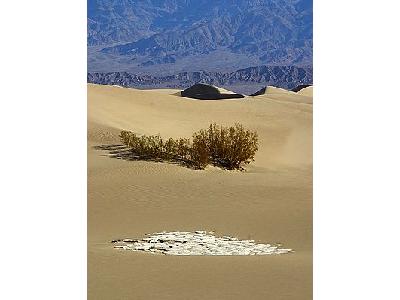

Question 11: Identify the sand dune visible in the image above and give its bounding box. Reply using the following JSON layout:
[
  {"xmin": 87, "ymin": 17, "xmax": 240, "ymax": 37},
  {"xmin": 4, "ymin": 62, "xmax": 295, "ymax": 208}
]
[
  {"xmin": 249, "ymin": 85, "xmax": 313, "ymax": 104},
  {"xmin": 88, "ymin": 83, "xmax": 312, "ymax": 299},
  {"xmin": 141, "ymin": 88, "xmax": 182, "ymax": 95},
  {"xmin": 181, "ymin": 83, "xmax": 244, "ymax": 99},
  {"xmin": 297, "ymin": 86, "xmax": 313, "ymax": 97}
]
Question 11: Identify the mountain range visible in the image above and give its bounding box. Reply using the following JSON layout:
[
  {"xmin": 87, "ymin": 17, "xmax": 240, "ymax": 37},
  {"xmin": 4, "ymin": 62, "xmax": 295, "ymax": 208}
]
[
  {"xmin": 88, "ymin": 0, "xmax": 312, "ymax": 88},
  {"xmin": 88, "ymin": 65, "xmax": 312, "ymax": 95}
]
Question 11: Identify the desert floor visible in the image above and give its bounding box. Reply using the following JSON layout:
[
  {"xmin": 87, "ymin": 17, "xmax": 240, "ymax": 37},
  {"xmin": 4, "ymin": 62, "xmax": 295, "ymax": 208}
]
[{"xmin": 88, "ymin": 84, "xmax": 312, "ymax": 300}]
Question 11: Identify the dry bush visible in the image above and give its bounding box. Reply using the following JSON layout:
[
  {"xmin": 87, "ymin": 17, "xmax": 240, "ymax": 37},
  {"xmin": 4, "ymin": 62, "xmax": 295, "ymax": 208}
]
[
  {"xmin": 163, "ymin": 138, "xmax": 178, "ymax": 160},
  {"xmin": 177, "ymin": 138, "xmax": 192, "ymax": 160},
  {"xmin": 119, "ymin": 130, "xmax": 135, "ymax": 146},
  {"xmin": 191, "ymin": 129, "xmax": 210, "ymax": 169},
  {"xmin": 193, "ymin": 123, "xmax": 259, "ymax": 169},
  {"xmin": 119, "ymin": 123, "xmax": 258, "ymax": 170}
]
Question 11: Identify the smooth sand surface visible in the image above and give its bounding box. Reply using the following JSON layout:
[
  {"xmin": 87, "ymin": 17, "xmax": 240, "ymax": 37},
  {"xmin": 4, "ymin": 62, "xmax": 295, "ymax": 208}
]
[{"xmin": 88, "ymin": 83, "xmax": 312, "ymax": 299}]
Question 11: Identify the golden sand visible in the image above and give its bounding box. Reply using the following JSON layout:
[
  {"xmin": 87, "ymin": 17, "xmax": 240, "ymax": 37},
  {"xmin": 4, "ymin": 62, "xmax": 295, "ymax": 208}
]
[{"xmin": 88, "ymin": 84, "xmax": 312, "ymax": 299}]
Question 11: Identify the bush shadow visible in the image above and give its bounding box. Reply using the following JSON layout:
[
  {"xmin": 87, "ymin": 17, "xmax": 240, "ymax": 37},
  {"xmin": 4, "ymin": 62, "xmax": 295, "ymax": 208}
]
[{"xmin": 93, "ymin": 144, "xmax": 199, "ymax": 169}]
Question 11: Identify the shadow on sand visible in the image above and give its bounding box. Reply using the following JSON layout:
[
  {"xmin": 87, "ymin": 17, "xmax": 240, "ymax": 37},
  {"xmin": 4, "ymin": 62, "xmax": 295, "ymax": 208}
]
[{"xmin": 93, "ymin": 144, "xmax": 197, "ymax": 169}]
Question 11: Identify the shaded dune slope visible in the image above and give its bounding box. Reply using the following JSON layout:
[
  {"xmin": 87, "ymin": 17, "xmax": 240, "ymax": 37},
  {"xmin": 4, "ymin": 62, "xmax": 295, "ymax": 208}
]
[{"xmin": 181, "ymin": 83, "xmax": 245, "ymax": 100}]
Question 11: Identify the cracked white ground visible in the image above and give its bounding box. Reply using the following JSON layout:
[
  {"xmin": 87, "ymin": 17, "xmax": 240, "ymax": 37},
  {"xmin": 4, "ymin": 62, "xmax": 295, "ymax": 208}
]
[{"xmin": 112, "ymin": 231, "xmax": 293, "ymax": 256}]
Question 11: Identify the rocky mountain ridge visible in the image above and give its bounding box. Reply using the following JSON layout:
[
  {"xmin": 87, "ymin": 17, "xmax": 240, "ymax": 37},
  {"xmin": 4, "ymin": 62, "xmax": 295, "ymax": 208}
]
[{"xmin": 87, "ymin": 65, "xmax": 312, "ymax": 95}]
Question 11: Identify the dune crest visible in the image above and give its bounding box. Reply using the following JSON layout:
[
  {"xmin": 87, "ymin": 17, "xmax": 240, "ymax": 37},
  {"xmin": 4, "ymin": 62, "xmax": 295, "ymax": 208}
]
[
  {"xmin": 297, "ymin": 86, "xmax": 313, "ymax": 96},
  {"xmin": 249, "ymin": 85, "xmax": 312, "ymax": 105}
]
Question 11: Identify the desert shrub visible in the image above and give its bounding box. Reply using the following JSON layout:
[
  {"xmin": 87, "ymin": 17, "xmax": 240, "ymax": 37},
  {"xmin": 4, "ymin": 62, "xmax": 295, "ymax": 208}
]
[
  {"xmin": 176, "ymin": 138, "xmax": 191, "ymax": 160},
  {"xmin": 191, "ymin": 129, "xmax": 211, "ymax": 169},
  {"xmin": 119, "ymin": 130, "xmax": 135, "ymax": 146},
  {"xmin": 119, "ymin": 123, "xmax": 258, "ymax": 170},
  {"xmin": 192, "ymin": 123, "xmax": 259, "ymax": 169},
  {"xmin": 163, "ymin": 138, "xmax": 178, "ymax": 160}
]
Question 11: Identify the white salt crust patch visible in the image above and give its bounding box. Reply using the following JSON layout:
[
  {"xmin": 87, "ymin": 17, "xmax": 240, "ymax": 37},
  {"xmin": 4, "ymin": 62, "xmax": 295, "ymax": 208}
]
[{"xmin": 111, "ymin": 231, "xmax": 293, "ymax": 256}]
